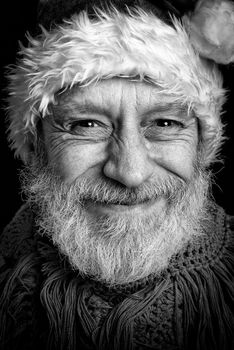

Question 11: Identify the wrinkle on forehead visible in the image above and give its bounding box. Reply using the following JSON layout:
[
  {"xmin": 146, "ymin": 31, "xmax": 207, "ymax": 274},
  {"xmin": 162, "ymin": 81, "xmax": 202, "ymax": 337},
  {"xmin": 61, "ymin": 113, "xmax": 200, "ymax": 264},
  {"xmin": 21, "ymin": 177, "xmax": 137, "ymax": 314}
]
[{"xmin": 53, "ymin": 78, "xmax": 191, "ymax": 119}]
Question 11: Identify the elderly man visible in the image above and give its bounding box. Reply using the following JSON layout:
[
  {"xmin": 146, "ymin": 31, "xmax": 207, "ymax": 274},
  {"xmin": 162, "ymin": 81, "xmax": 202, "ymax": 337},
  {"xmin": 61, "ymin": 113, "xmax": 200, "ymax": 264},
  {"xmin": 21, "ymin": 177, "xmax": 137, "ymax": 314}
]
[{"xmin": 0, "ymin": 0, "xmax": 233, "ymax": 349}]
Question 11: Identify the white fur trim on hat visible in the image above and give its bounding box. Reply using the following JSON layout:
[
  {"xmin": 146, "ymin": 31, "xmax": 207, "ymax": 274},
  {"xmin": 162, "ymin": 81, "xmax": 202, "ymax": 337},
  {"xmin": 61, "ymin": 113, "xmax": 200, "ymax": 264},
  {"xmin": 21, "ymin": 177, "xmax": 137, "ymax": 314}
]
[{"xmin": 6, "ymin": 7, "xmax": 226, "ymax": 163}]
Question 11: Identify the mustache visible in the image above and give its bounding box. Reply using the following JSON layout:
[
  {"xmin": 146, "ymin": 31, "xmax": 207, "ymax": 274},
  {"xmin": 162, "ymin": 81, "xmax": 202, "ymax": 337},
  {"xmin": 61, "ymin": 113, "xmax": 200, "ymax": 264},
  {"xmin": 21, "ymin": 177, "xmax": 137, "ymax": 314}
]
[
  {"xmin": 64, "ymin": 175, "xmax": 187, "ymax": 206},
  {"xmin": 21, "ymin": 162, "xmax": 194, "ymax": 207}
]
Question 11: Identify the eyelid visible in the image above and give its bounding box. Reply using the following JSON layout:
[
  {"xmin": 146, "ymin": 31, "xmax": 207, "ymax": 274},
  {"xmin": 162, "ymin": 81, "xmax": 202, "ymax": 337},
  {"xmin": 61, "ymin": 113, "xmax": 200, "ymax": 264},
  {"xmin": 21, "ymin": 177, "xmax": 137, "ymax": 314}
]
[
  {"xmin": 68, "ymin": 117, "xmax": 111, "ymax": 125},
  {"xmin": 141, "ymin": 117, "xmax": 186, "ymax": 128},
  {"xmin": 67, "ymin": 119, "xmax": 110, "ymax": 131},
  {"xmin": 61, "ymin": 118, "xmax": 113, "ymax": 141},
  {"xmin": 51, "ymin": 114, "xmax": 112, "ymax": 128}
]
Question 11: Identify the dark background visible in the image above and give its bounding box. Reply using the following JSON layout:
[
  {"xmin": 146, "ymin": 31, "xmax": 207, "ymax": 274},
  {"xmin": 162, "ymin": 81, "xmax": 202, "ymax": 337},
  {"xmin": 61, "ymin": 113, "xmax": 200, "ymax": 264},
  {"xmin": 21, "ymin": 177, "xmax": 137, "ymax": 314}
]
[
  {"xmin": 0, "ymin": 0, "xmax": 233, "ymax": 232},
  {"xmin": 0, "ymin": 0, "xmax": 38, "ymax": 232}
]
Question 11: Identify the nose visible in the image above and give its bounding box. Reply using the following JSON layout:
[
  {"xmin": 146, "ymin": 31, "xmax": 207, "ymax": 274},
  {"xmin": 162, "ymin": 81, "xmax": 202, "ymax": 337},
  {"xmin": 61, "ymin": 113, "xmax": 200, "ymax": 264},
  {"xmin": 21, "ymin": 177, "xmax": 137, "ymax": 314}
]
[{"xmin": 103, "ymin": 128, "xmax": 154, "ymax": 188}]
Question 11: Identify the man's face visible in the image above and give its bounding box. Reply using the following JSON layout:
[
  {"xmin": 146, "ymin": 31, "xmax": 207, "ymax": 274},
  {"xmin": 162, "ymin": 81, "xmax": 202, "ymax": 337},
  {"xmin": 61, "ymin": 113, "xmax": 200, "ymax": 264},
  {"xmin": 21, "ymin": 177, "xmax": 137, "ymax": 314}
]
[
  {"xmin": 43, "ymin": 78, "xmax": 198, "ymax": 216},
  {"xmin": 27, "ymin": 78, "xmax": 209, "ymax": 286}
]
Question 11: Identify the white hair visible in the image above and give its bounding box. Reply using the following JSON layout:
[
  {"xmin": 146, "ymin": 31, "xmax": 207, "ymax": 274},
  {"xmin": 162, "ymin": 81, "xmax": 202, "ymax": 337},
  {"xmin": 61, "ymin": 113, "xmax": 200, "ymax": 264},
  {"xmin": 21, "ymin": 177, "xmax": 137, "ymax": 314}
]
[{"xmin": 7, "ymin": 7, "xmax": 225, "ymax": 163}]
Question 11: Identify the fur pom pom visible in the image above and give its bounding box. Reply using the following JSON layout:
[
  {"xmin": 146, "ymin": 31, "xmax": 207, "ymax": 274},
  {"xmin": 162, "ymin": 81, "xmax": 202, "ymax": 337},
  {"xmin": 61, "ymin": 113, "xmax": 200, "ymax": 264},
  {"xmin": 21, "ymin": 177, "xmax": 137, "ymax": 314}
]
[{"xmin": 183, "ymin": 0, "xmax": 234, "ymax": 64}]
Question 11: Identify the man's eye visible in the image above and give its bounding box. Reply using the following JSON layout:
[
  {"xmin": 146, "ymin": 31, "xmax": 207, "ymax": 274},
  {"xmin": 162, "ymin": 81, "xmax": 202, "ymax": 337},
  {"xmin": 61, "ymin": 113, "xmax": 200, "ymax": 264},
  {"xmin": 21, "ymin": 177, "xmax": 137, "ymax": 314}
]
[
  {"xmin": 62, "ymin": 119, "xmax": 112, "ymax": 141},
  {"xmin": 70, "ymin": 119, "xmax": 99, "ymax": 130},
  {"xmin": 154, "ymin": 119, "xmax": 183, "ymax": 128},
  {"xmin": 143, "ymin": 118, "xmax": 185, "ymax": 140}
]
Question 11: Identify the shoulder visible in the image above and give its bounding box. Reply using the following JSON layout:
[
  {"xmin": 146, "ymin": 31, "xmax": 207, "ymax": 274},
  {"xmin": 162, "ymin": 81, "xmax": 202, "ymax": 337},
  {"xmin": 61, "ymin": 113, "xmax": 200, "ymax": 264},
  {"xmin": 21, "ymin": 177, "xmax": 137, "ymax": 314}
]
[
  {"xmin": 167, "ymin": 203, "xmax": 234, "ymax": 350},
  {"xmin": 0, "ymin": 203, "xmax": 36, "ymax": 261},
  {"xmin": 0, "ymin": 202, "xmax": 38, "ymax": 295},
  {"xmin": 0, "ymin": 204, "xmax": 44, "ymax": 350},
  {"xmin": 169, "ymin": 203, "xmax": 234, "ymax": 274}
]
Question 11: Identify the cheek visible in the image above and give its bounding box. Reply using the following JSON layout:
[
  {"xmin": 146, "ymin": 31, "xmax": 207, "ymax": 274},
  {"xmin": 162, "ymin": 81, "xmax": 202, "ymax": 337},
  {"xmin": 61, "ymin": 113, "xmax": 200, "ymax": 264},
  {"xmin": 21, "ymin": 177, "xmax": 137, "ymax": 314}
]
[
  {"xmin": 149, "ymin": 141, "xmax": 198, "ymax": 182},
  {"xmin": 47, "ymin": 143, "xmax": 107, "ymax": 184}
]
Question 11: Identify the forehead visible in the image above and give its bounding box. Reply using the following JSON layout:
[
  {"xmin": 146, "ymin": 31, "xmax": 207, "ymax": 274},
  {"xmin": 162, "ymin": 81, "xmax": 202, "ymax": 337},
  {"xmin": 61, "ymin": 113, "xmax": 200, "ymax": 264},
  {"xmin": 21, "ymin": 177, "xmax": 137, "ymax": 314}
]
[{"xmin": 54, "ymin": 78, "xmax": 188, "ymax": 115}]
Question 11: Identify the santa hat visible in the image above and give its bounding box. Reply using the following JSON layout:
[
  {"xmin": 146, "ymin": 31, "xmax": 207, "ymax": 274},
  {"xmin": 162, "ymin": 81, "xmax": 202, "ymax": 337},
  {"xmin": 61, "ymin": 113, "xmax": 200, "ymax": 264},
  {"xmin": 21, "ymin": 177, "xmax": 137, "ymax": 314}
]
[{"xmin": 6, "ymin": 0, "xmax": 234, "ymax": 164}]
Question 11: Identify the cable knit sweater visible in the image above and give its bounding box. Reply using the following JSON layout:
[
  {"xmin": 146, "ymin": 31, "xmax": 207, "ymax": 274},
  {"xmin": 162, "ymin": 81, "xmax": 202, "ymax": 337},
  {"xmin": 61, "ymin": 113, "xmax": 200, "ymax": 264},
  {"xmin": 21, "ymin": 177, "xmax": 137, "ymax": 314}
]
[{"xmin": 0, "ymin": 203, "xmax": 233, "ymax": 350}]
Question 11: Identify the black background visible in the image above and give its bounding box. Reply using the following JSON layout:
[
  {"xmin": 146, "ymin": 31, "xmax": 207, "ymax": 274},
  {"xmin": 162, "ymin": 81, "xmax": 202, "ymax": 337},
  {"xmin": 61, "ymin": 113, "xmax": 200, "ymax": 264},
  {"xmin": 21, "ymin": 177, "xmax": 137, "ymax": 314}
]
[{"xmin": 0, "ymin": 0, "xmax": 233, "ymax": 232}]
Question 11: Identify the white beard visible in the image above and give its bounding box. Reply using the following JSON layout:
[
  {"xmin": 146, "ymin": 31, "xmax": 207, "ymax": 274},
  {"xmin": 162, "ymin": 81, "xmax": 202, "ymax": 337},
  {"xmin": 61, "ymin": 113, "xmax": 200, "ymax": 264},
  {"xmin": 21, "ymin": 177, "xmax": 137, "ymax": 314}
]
[{"xmin": 23, "ymin": 163, "xmax": 211, "ymax": 287}]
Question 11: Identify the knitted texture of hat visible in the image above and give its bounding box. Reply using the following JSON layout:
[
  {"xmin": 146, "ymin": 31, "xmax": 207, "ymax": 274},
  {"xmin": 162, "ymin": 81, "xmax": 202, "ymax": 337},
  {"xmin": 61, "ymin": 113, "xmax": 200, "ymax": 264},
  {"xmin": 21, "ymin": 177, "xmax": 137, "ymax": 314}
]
[{"xmin": 6, "ymin": 0, "xmax": 226, "ymax": 164}]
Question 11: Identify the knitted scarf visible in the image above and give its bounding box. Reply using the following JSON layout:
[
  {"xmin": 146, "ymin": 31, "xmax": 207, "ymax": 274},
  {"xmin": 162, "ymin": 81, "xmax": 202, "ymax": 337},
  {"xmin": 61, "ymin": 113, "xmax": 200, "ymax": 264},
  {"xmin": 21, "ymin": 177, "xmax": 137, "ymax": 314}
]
[{"xmin": 0, "ymin": 203, "xmax": 234, "ymax": 350}]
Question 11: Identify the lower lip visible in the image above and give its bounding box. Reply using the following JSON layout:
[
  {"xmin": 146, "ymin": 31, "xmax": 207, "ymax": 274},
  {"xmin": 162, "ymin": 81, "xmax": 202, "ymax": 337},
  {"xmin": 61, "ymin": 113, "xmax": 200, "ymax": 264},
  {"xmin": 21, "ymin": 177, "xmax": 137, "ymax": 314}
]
[{"xmin": 86, "ymin": 198, "xmax": 165, "ymax": 215}]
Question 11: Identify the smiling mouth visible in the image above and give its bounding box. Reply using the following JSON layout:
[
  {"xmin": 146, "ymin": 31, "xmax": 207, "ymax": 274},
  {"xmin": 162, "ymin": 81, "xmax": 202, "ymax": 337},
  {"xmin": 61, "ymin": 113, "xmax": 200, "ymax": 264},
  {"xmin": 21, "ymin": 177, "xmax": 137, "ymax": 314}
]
[
  {"xmin": 94, "ymin": 198, "xmax": 154, "ymax": 206},
  {"xmin": 85, "ymin": 197, "xmax": 165, "ymax": 214}
]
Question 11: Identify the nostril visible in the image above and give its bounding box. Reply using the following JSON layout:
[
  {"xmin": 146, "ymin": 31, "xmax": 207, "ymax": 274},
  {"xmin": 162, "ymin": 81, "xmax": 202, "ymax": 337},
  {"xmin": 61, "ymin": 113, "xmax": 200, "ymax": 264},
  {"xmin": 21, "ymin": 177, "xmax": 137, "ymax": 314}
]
[{"xmin": 103, "ymin": 158, "xmax": 153, "ymax": 188}]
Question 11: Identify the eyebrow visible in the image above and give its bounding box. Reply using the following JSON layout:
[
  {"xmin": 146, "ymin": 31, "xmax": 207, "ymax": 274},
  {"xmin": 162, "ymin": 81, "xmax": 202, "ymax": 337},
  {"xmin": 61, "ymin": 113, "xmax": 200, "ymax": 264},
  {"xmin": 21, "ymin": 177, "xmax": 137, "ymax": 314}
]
[
  {"xmin": 52, "ymin": 100, "xmax": 190, "ymax": 120},
  {"xmin": 145, "ymin": 103, "xmax": 189, "ymax": 115},
  {"xmin": 52, "ymin": 101, "xmax": 111, "ymax": 119}
]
